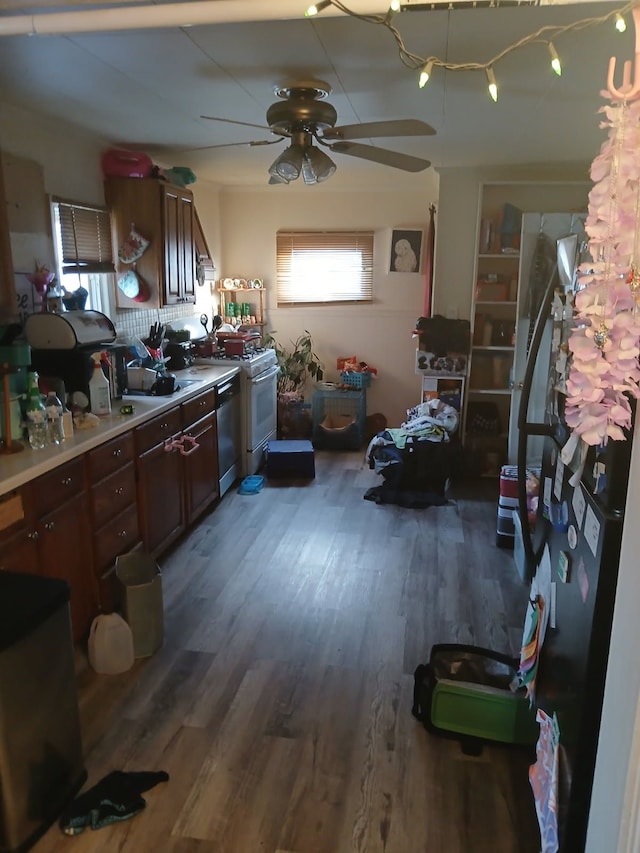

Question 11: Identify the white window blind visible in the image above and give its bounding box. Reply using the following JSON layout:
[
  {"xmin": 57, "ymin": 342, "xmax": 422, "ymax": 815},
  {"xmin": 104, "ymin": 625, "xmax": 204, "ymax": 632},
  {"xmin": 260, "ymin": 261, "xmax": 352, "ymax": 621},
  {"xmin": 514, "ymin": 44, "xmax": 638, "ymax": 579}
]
[
  {"xmin": 276, "ymin": 231, "xmax": 374, "ymax": 305},
  {"xmin": 55, "ymin": 199, "xmax": 114, "ymax": 274}
]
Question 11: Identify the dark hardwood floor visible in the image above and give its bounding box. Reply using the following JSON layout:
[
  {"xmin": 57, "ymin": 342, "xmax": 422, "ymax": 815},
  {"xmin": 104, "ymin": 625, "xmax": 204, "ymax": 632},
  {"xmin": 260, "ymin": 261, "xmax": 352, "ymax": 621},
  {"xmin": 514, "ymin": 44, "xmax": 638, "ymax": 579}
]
[{"xmin": 34, "ymin": 450, "xmax": 540, "ymax": 853}]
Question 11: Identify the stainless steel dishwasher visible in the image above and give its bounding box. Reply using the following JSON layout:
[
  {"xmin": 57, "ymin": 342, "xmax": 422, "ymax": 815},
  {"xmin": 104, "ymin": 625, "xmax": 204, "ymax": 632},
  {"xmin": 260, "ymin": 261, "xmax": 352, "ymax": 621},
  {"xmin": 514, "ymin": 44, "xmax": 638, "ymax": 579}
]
[{"xmin": 216, "ymin": 373, "xmax": 242, "ymax": 496}]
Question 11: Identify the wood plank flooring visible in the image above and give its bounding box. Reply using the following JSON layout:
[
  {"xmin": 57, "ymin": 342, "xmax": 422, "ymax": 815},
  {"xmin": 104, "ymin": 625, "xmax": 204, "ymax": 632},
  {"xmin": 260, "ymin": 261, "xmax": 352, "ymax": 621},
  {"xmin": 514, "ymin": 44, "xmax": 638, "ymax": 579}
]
[{"xmin": 33, "ymin": 450, "xmax": 540, "ymax": 853}]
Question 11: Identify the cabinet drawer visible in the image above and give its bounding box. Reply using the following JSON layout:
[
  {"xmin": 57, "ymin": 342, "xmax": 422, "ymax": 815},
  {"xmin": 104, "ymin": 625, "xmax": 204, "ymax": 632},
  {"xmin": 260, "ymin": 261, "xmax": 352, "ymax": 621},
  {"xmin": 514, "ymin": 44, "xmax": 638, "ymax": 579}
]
[
  {"xmin": 91, "ymin": 462, "xmax": 136, "ymax": 524},
  {"xmin": 182, "ymin": 388, "xmax": 215, "ymax": 428},
  {"xmin": 134, "ymin": 405, "xmax": 182, "ymax": 454},
  {"xmin": 94, "ymin": 503, "xmax": 140, "ymax": 573},
  {"xmin": 87, "ymin": 431, "xmax": 134, "ymax": 482},
  {"xmin": 32, "ymin": 457, "xmax": 85, "ymax": 517}
]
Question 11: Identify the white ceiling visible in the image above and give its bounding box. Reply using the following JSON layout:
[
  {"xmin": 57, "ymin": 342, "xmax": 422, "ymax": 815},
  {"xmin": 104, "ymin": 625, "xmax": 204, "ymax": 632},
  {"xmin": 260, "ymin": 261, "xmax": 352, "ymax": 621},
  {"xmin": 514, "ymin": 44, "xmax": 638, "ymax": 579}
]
[{"xmin": 0, "ymin": 1, "xmax": 632, "ymax": 189}]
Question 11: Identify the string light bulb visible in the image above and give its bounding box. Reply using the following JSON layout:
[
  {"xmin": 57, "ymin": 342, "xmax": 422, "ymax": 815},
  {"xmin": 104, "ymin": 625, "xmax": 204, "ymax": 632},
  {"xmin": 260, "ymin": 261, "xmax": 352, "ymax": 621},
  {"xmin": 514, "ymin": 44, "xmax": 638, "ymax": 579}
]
[
  {"xmin": 418, "ymin": 59, "xmax": 434, "ymax": 89},
  {"xmin": 548, "ymin": 42, "xmax": 562, "ymax": 76},
  {"xmin": 305, "ymin": 0, "xmax": 331, "ymax": 17},
  {"xmin": 389, "ymin": 0, "xmax": 401, "ymax": 10},
  {"xmin": 486, "ymin": 66, "xmax": 498, "ymax": 102},
  {"xmin": 615, "ymin": 13, "xmax": 626, "ymax": 32}
]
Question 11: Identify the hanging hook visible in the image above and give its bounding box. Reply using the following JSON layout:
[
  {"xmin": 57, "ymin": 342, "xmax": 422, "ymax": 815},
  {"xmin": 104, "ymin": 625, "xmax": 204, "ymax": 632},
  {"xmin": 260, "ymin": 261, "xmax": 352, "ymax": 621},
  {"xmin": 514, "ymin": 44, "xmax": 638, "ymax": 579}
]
[{"xmin": 608, "ymin": 7, "xmax": 640, "ymax": 99}]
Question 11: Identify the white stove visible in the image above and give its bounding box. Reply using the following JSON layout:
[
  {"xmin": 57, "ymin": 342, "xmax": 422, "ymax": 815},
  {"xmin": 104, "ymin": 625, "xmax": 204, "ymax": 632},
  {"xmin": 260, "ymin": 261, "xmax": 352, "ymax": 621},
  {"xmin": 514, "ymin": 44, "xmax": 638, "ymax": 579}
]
[
  {"xmin": 194, "ymin": 346, "xmax": 277, "ymax": 378},
  {"xmin": 196, "ymin": 347, "xmax": 279, "ymax": 476}
]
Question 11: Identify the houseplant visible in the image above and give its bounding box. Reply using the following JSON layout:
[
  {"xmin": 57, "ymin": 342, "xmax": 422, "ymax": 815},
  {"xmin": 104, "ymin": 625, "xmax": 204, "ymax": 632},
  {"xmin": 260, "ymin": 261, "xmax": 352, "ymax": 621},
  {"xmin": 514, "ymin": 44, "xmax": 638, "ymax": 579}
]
[{"xmin": 264, "ymin": 330, "xmax": 324, "ymax": 438}]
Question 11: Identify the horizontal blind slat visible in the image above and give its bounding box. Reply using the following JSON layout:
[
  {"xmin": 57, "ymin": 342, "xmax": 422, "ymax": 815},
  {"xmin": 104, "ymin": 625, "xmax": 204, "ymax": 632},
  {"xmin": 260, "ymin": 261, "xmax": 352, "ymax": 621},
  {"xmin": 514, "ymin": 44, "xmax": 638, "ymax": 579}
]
[{"xmin": 276, "ymin": 230, "xmax": 373, "ymax": 305}]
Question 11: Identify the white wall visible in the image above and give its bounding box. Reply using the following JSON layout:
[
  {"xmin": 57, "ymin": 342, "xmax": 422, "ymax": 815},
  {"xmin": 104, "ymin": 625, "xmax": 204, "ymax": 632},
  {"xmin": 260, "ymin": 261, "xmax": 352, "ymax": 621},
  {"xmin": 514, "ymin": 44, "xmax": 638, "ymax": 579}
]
[
  {"xmin": 0, "ymin": 101, "xmax": 107, "ymax": 204},
  {"xmin": 206, "ymin": 179, "xmax": 439, "ymax": 427}
]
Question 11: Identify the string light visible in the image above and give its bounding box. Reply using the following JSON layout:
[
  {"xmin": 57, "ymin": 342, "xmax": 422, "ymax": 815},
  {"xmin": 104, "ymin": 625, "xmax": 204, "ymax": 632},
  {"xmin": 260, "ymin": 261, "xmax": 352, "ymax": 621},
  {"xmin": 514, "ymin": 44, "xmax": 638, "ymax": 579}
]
[
  {"xmin": 389, "ymin": 0, "xmax": 401, "ymax": 11},
  {"xmin": 548, "ymin": 42, "xmax": 562, "ymax": 77},
  {"xmin": 486, "ymin": 66, "xmax": 498, "ymax": 102},
  {"xmin": 418, "ymin": 59, "xmax": 434, "ymax": 89},
  {"xmin": 309, "ymin": 0, "xmax": 638, "ymax": 102},
  {"xmin": 305, "ymin": 0, "xmax": 331, "ymax": 17}
]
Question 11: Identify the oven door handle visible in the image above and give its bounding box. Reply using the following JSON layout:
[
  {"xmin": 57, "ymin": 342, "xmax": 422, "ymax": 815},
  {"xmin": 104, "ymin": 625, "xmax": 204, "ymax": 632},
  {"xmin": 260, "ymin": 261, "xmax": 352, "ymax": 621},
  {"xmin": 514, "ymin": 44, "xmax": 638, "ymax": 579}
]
[{"xmin": 252, "ymin": 365, "xmax": 280, "ymax": 384}]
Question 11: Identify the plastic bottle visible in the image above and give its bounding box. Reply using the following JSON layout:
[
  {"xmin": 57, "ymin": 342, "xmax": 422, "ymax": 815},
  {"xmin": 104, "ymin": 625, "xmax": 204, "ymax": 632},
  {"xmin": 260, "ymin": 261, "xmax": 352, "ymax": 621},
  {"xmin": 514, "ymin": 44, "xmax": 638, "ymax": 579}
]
[
  {"xmin": 45, "ymin": 391, "xmax": 65, "ymax": 445},
  {"xmin": 25, "ymin": 371, "xmax": 48, "ymax": 450},
  {"xmin": 89, "ymin": 353, "xmax": 112, "ymax": 416},
  {"xmin": 552, "ymin": 288, "xmax": 564, "ymax": 322}
]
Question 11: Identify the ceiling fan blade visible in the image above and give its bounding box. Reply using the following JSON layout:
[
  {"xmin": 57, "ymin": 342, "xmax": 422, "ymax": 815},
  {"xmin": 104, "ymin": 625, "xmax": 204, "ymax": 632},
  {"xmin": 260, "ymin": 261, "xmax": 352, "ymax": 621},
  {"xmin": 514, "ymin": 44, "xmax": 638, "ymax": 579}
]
[
  {"xmin": 329, "ymin": 141, "xmax": 430, "ymax": 173},
  {"xmin": 322, "ymin": 119, "xmax": 435, "ymax": 141},
  {"xmin": 185, "ymin": 138, "xmax": 285, "ymax": 152},
  {"xmin": 200, "ymin": 115, "xmax": 277, "ymax": 133}
]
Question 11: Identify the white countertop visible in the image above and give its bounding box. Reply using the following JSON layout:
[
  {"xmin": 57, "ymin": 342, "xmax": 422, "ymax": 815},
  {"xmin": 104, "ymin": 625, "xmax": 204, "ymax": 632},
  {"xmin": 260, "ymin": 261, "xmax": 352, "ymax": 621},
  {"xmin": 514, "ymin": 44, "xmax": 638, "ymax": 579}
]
[{"xmin": 0, "ymin": 364, "xmax": 240, "ymax": 498}]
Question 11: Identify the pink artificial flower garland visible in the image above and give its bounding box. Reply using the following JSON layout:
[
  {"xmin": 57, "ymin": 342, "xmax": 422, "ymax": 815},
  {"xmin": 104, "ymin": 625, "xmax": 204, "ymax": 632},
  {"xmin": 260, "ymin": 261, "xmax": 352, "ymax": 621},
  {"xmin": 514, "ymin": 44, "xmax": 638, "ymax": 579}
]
[{"xmin": 564, "ymin": 94, "xmax": 640, "ymax": 447}]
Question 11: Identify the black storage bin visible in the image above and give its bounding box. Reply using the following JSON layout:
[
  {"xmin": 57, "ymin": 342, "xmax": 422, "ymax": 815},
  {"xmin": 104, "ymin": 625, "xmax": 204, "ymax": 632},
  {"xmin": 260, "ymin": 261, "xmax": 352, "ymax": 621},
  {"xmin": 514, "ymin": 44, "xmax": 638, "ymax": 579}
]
[{"xmin": 0, "ymin": 571, "xmax": 86, "ymax": 852}]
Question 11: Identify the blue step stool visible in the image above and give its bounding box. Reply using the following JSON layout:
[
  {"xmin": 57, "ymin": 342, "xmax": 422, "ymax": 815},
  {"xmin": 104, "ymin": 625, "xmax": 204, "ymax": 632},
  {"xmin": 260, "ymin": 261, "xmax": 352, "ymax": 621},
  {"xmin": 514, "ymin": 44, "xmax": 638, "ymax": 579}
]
[{"xmin": 266, "ymin": 440, "xmax": 315, "ymax": 479}]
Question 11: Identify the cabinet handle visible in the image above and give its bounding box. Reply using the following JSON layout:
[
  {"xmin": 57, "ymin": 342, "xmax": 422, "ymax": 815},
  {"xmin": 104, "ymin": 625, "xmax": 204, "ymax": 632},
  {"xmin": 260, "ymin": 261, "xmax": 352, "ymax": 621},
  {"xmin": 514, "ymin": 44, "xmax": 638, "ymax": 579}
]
[
  {"xmin": 44, "ymin": 521, "xmax": 55, "ymax": 531},
  {"xmin": 179, "ymin": 434, "xmax": 199, "ymax": 456},
  {"xmin": 61, "ymin": 477, "xmax": 73, "ymax": 487},
  {"xmin": 118, "ymin": 529, "xmax": 128, "ymax": 538},
  {"xmin": 115, "ymin": 487, "xmax": 124, "ymax": 495},
  {"xmin": 112, "ymin": 448, "xmax": 123, "ymax": 457},
  {"xmin": 28, "ymin": 531, "xmax": 39, "ymax": 541}
]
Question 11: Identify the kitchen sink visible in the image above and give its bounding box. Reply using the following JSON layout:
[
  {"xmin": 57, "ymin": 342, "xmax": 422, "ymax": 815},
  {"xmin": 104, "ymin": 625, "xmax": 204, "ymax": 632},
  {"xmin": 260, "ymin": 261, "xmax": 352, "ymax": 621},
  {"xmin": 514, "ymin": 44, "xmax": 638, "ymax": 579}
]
[{"xmin": 124, "ymin": 377, "xmax": 202, "ymax": 398}]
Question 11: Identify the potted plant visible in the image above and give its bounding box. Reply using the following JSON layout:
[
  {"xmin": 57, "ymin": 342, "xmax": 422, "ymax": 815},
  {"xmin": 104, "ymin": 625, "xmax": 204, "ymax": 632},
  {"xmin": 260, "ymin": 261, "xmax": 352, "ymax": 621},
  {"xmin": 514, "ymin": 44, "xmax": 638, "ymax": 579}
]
[{"xmin": 264, "ymin": 330, "xmax": 324, "ymax": 438}]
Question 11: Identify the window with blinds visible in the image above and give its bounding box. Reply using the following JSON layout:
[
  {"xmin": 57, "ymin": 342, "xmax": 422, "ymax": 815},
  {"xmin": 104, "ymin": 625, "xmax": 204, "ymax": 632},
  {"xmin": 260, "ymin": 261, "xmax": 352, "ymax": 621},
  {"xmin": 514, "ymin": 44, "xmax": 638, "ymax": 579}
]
[
  {"xmin": 54, "ymin": 199, "xmax": 114, "ymax": 273},
  {"xmin": 276, "ymin": 231, "xmax": 374, "ymax": 305}
]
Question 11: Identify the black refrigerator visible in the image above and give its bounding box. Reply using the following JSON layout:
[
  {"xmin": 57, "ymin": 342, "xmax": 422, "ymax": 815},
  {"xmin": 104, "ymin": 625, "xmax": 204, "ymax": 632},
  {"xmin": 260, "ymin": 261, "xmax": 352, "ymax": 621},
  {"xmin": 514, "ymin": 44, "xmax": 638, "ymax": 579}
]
[{"xmin": 516, "ymin": 235, "xmax": 634, "ymax": 851}]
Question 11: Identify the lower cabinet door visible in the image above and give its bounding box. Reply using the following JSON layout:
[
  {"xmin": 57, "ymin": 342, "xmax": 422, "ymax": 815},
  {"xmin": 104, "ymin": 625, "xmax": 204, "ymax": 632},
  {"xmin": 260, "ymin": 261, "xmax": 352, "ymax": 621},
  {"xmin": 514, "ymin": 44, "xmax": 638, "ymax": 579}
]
[
  {"xmin": 183, "ymin": 412, "xmax": 219, "ymax": 525},
  {"xmin": 38, "ymin": 493, "xmax": 97, "ymax": 642},
  {"xmin": 137, "ymin": 439, "xmax": 186, "ymax": 556}
]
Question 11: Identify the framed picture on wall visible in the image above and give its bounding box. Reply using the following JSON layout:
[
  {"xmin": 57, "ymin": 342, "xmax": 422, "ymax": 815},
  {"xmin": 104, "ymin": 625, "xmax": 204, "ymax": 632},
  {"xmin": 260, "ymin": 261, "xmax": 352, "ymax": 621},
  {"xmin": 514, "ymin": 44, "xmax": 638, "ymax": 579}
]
[{"xmin": 389, "ymin": 228, "xmax": 423, "ymax": 274}]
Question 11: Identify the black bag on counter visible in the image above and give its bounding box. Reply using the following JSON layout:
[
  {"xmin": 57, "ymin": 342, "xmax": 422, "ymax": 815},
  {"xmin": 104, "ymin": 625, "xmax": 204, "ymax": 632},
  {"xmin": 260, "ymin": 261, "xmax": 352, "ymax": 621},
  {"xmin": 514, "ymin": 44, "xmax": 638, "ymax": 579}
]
[{"xmin": 415, "ymin": 315, "xmax": 470, "ymax": 355}]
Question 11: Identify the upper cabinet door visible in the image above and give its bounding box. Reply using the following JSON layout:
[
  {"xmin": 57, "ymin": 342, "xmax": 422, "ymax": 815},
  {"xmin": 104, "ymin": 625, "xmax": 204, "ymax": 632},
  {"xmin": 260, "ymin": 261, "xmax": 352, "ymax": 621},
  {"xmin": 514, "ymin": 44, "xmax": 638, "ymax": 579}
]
[
  {"xmin": 162, "ymin": 185, "xmax": 195, "ymax": 306},
  {"xmin": 105, "ymin": 177, "xmax": 196, "ymax": 309}
]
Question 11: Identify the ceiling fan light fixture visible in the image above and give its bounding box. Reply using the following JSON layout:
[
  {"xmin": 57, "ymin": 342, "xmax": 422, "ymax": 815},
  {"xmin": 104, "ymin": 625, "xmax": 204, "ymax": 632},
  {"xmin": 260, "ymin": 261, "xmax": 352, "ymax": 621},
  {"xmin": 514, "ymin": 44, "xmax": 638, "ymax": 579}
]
[
  {"xmin": 304, "ymin": 146, "xmax": 336, "ymax": 182},
  {"xmin": 272, "ymin": 144, "xmax": 305, "ymax": 181}
]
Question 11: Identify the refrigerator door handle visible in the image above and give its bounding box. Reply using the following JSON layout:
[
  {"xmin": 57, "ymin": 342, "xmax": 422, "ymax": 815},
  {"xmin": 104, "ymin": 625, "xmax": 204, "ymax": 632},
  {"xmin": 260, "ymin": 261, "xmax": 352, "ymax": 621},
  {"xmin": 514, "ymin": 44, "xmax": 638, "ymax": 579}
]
[{"xmin": 517, "ymin": 266, "xmax": 557, "ymax": 575}]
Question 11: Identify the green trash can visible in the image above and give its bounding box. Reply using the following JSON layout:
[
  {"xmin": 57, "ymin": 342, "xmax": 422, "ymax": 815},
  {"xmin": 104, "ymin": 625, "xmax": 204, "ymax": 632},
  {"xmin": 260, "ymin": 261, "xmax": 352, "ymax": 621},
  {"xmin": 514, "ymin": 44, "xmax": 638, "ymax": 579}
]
[{"xmin": 115, "ymin": 552, "xmax": 164, "ymax": 658}]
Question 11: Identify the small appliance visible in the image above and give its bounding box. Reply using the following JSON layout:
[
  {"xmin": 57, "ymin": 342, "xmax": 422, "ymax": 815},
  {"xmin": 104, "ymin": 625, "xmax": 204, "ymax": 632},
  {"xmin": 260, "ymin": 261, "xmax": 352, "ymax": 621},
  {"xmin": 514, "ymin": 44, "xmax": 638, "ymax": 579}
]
[{"xmin": 164, "ymin": 341, "xmax": 195, "ymax": 370}]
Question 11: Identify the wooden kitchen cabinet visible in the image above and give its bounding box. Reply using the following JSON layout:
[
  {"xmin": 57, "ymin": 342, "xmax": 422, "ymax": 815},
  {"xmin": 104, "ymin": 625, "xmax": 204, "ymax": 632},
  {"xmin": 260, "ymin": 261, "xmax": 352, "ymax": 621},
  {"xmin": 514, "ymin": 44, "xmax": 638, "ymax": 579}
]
[
  {"xmin": 0, "ymin": 488, "xmax": 38, "ymax": 574},
  {"xmin": 31, "ymin": 458, "xmax": 97, "ymax": 642},
  {"xmin": 182, "ymin": 388, "xmax": 219, "ymax": 525},
  {"xmin": 135, "ymin": 404, "xmax": 186, "ymax": 557},
  {"xmin": 87, "ymin": 430, "xmax": 141, "ymax": 612},
  {"xmin": 104, "ymin": 177, "xmax": 196, "ymax": 309}
]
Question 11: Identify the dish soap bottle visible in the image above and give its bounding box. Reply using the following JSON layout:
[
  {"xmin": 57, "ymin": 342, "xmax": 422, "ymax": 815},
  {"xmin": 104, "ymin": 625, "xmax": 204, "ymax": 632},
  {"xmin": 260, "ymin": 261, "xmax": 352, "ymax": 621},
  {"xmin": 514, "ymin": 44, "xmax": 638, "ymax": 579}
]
[{"xmin": 89, "ymin": 353, "xmax": 111, "ymax": 416}]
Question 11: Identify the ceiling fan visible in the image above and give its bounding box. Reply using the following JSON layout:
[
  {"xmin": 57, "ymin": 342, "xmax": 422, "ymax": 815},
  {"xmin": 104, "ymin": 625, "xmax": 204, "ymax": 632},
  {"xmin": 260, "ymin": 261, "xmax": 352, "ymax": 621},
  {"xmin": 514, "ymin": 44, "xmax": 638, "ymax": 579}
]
[{"xmin": 201, "ymin": 80, "xmax": 435, "ymax": 185}]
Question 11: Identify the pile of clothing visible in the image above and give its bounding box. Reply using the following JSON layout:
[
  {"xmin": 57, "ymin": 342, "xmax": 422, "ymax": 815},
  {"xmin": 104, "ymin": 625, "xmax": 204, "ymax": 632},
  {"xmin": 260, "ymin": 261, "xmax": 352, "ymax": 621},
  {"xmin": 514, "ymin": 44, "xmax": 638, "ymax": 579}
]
[{"xmin": 364, "ymin": 399, "xmax": 460, "ymax": 508}]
